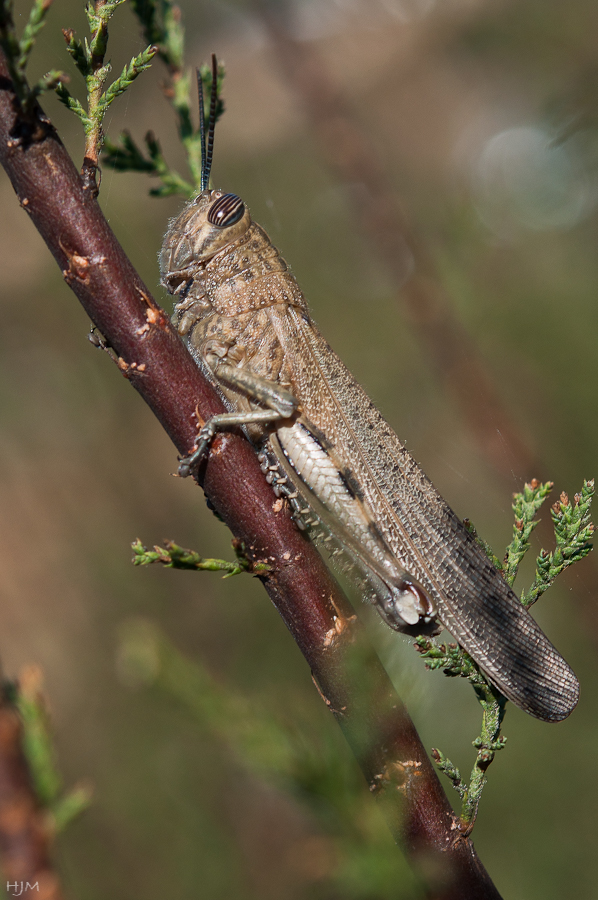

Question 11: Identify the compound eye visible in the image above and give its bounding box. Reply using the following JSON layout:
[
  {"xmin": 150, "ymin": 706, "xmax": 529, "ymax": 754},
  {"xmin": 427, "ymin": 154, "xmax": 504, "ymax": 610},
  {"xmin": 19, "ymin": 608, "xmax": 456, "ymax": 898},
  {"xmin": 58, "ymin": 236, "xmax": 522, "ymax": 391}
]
[{"xmin": 207, "ymin": 193, "xmax": 245, "ymax": 227}]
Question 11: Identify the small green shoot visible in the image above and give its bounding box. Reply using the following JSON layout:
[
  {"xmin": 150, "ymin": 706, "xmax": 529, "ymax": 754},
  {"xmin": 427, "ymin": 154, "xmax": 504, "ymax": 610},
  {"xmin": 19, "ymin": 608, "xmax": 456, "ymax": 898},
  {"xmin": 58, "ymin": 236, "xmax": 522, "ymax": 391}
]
[
  {"xmin": 522, "ymin": 479, "xmax": 594, "ymax": 607},
  {"xmin": 502, "ymin": 478, "xmax": 554, "ymax": 587},
  {"xmin": 0, "ymin": 0, "xmax": 67, "ymax": 119},
  {"xmin": 102, "ymin": 0, "xmax": 225, "ymax": 196},
  {"xmin": 415, "ymin": 639, "xmax": 507, "ymax": 834},
  {"xmin": 54, "ymin": 0, "xmax": 156, "ymax": 191},
  {"xmin": 132, "ymin": 537, "xmax": 271, "ymax": 577},
  {"xmin": 417, "ymin": 478, "xmax": 593, "ymax": 834},
  {"xmin": 11, "ymin": 666, "xmax": 92, "ymax": 832}
]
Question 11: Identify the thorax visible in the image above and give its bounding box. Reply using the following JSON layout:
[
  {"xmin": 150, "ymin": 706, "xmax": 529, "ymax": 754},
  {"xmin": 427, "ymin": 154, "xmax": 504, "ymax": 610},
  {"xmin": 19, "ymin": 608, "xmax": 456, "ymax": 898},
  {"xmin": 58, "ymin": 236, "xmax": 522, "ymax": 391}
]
[{"xmin": 175, "ymin": 222, "xmax": 307, "ymax": 321}]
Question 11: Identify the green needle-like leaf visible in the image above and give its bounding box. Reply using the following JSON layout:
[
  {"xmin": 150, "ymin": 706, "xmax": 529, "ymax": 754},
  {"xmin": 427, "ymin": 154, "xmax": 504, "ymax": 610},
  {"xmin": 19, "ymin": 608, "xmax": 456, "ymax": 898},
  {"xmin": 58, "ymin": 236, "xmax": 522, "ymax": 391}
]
[
  {"xmin": 100, "ymin": 44, "xmax": 157, "ymax": 111},
  {"xmin": 503, "ymin": 479, "xmax": 553, "ymax": 587},
  {"xmin": 18, "ymin": 0, "xmax": 53, "ymax": 74},
  {"xmin": 62, "ymin": 26, "xmax": 90, "ymax": 76},
  {"xmin": 16, "ymin": 670, "xmax": 61, "ymax": 807},
  {"xmin": 54, "ymin": 81, "xmax": 90, "ymax": 126},
  {"xmin": 431, "ymin": 749, "xmax": 466, "ymax": 799},
  {"xmin": 522, "ymin": 479, "xmax": 594, "ymax": 606},
  {"xmin": 51, "ymin": 784, "xmax": 93, "ymax": 833},
  {"xmin": 131, "ymin": 538, "xmax": 270, "ymax": 576},
  {"xmin": 416, "ymin": 476, "xmax": 592, "ymax": 834}
]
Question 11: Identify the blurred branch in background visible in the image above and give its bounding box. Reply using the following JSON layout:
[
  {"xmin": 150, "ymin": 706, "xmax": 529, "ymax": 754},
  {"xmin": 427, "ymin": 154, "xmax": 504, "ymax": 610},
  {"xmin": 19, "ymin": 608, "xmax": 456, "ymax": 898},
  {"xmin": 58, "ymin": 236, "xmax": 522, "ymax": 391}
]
[
  {"xmin": 0, "ymin": 24, "xmax": 503, "ymax": 897},
  {"xmin": 117, "ymin": 619, "xmax": 422, "ymax": 900},
  {"xmin": 0, "ymin": 667, "xmax": 90, "ymax": 900}
]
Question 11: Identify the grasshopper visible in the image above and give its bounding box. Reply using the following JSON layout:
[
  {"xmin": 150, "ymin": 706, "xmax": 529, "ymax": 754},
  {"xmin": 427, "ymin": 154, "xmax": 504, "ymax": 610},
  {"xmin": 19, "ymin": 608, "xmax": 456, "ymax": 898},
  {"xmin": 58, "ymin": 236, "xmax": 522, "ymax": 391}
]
[{"xmin": 159, "ymin": 58, "xmax": 579, "ymax": 722}]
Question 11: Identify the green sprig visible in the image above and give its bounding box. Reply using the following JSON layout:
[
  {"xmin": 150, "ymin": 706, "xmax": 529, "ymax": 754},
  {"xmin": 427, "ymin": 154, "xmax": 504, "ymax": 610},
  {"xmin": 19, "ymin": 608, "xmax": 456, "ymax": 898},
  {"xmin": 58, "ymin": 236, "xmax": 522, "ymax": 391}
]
[
  {"xmin": 131, "ymin": 538, "xmax": 271, "ymax": 577},
  {"xmin": 101, "ymin": 0, "xmax": 225, "ymax": 196},
  {"xmin": 55, "ymin": 80, "xmax": 88, "ymax": 125},
  {"xmin": 0, "ymin": 0, "xmax": 68, "ymax": 115},
  {"xmin": 416, "ymin": 477, "xmax": 593, "ymax": 834},
  {"xmin": 53, "ymin": 0, "xmax": 157, "ymax": 190},
  {"xmin": 502, "ymin": 479, "xmax": 553, "ymax": 587},
  {"xmin": 430, "ymin": 748, "xmax": 466, "ymax": 799},
  {"xmin": 522, "ymin": 479, "xmax": 594, "ymax": 606},
  {"xmin": 416, "ymin": 636, "xmax": 507, "ymax": 832},
  {"xmin": 102, "ymin": 130, "xmax": 194, "ymax": 196},
  {"xmin": 9, "ymin": 670, "xmax": 92, "ymax": 832},
  {"xmin": 100, "ymin": 45, "xmax": 157, "ymax": 110},
  {"xmin": 86, "ymin": 0, "xmax": 126, "ymax": 62},
  {"xmin": 61, "ymin": 26, "xmax": 89, "ymax": 76},
  {"xmin": 414, "ymin": 638, "xmax": 478, "ymax": 680},
  {"xmin": 130, "ymin": 0, "xmax": 182, "ymax": 70}
]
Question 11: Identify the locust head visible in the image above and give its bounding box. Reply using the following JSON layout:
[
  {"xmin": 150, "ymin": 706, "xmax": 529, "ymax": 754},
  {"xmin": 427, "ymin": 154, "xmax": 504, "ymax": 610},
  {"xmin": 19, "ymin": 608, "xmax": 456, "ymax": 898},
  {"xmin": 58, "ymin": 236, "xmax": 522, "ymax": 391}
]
[
  {"xmin": 159, "ymin": 189, "xmax": 251, "ymax": 293},
  {"xmin": 159, "ymin": 57, "xmax": 257, "ymax": 294}
]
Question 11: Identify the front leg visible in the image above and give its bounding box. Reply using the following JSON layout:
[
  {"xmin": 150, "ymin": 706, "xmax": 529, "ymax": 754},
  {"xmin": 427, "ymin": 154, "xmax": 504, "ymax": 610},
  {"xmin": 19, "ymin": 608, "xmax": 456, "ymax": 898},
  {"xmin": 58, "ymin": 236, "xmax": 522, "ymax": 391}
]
[{"xmin": 178, "ymin": 362, "xmax": 300, "ymax": 477}]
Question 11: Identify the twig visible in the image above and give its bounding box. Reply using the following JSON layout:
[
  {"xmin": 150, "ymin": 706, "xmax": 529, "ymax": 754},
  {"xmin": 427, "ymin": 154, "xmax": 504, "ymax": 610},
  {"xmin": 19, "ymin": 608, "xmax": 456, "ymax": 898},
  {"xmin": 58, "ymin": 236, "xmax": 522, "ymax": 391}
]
[
  {"xmin": 131, "ymin": 537, "xmax": 271, "ymax": 576},
  {"xmin": 522, "ymin": 480, "xmax": 594, "ymax": 607},
  {"xmin": 417, "ymin": 639, "xmax": 507, "ymax": 833},
  {"xmin": 55, "ymin": 0, "xmax": 156, "ymax": 192},
  {"xmin": 0, "ymin": 49, "xmax": 501, "ymax": 898},
  {"xmin": 0, "ymin": 0, "xmax": 66, "ymax": 120},
  {"xmin": 0, "ymin": 682, "xmax": 65, "ymax": 900},
  {"xmin": 417, "ymin": 477, "xmax": 592, "ymax": 830}
]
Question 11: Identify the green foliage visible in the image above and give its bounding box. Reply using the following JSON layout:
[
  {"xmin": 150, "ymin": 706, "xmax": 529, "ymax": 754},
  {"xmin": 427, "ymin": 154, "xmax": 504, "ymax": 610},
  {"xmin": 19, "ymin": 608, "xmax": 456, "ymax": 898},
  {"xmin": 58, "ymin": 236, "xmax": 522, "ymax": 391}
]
[
  {"xmin": 0, "ymin": 0, "xmax": 156, "ymax": 171},
  {"xmin": 0, "ymin": 0, "xmax": 67, "ymax": 114},
  {"xmin": 56, "ymin": 36, "xmax": 156, "ymax": 128},
  {"xmin": 415, "ymin": 637, "xmax": 507, "ymax": 831},
  {"xmin": 8, "ymin": 669, "xmax": 91, "ymax": 832},
  {"xmin": 416, "ymin": 478, "xmax": 593, "ymax": 832},
  {"xmin": 522, "ymin": 479, "xmax": 594, "ymax": 607},
  {"xmin": 134, "ymin": 477, "xmax": 593, "ymax": 838},
  {"xmin": 54, "ymin": 2, "xmax": 156, "ymax": 179},
  {"xmin": 132, "ymin": 537, "xmax": 271, "ymax": 576},
  {"xmin": 117, "ymin": 619, "xmax": 420, "ymax": 899},
  {"xmin": 131, "ymin": 0, "xmax": 184, "ymax": 71},
  {"xmin": 102, "ymin": 130, "xmax": 195, "ymax": 196},
  {"xmin": 503, "ymin": 478, "xmax": 554, "ymax": 587},
  {"xmin": 101, "ymin": 0, "xmax": 225, "ymax": 195}
]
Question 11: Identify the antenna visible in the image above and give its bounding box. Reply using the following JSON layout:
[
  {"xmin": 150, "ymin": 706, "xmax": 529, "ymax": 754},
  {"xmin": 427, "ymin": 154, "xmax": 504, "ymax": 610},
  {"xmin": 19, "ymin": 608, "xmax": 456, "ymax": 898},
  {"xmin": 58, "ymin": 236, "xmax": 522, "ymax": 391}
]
[
  {"xmin": 197, "ymin": 54, "xmax": 219, "ymax": 191},
  {"xmin": 196, "ymin": 67, "xmax": 206, "ymax": 189}
]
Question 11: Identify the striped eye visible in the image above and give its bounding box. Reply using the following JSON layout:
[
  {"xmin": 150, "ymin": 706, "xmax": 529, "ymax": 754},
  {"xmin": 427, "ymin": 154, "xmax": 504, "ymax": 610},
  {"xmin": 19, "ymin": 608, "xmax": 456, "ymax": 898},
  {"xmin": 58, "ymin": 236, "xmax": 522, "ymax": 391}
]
[{"xmin": 207, "ymin": 193, "xmax": 245, "ymax": 227}]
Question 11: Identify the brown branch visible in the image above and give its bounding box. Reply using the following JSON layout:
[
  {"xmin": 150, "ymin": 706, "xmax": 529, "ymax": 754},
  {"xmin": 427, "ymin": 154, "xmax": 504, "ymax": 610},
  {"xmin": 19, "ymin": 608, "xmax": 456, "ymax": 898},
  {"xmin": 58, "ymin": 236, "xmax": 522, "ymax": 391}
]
[
  {"xmin": 0, "ymin": 52, "xmax": 501, "ymax": 898},
  {"xmin": 0, "ymin": 685, "xmax": 64, "ymax": 900}
]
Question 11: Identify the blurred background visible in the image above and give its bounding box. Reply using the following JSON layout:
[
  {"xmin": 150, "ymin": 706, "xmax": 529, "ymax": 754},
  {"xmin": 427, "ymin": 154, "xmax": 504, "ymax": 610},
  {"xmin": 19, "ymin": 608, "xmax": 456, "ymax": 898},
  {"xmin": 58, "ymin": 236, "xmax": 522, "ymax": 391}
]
[{"xmin": 1, "ymin": 0, "xmax": 598, "ymax": 897}]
